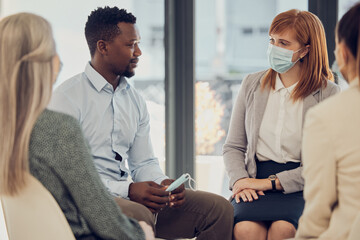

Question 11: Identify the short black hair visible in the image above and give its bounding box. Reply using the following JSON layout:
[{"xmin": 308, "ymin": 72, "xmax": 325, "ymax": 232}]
[{"xmin": 85, "ymin": 6, "xmax": 136, "ymax": 57}]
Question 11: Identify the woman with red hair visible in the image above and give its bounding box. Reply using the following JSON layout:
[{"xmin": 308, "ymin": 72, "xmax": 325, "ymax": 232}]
[{"xmin": 223, "ymin": 9, "xmax": 340, "ymax": 240}]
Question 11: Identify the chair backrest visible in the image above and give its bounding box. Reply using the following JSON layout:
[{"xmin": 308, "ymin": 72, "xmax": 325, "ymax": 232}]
[
  {"xmin": 0, "ymin": 198, "xmax": 9, "ymax": 240},
  {"xmin": 0, "ymin": 173, "xmax": 75, "ymax": 240}
]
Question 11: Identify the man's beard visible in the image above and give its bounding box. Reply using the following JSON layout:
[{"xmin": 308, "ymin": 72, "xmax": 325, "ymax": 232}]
[
  {"xmin": 123, "ymin": 64, "xmax": 135, "ymax": 78},
  {"xmin": 124, "ymin": 69, "xmax": 135, "ymax": 78}
]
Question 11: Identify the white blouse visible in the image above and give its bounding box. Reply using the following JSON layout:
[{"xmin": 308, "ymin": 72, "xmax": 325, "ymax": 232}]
[{"xmin": 256, "ymin": 74, "xmax": 303, "ymax": 163}]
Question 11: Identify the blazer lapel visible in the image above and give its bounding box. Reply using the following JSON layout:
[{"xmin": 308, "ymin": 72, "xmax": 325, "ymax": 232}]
[
  {"xmin": 253, "ymin": 84, "xmax": 270, "ymax": 147},
  {"xmin": 302, "ymin": 88, "xmax": 320, "ymax": 124}
]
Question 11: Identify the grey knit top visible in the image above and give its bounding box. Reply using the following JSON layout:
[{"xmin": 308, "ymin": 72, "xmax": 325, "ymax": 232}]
[{"xmin": 29, "ymin": 109, "xmax": 145, "ymax": 240}]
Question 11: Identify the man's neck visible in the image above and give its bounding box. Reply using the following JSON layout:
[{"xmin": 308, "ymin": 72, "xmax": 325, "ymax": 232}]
[{"xmin": 90, "ymin": 59, "xmax": 120, "ymax": 90}]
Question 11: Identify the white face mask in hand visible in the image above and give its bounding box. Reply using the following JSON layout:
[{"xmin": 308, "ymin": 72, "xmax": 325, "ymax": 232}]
[{"xmin": 267, "ymin": 43, "xmax": 302, "ymax": 73}]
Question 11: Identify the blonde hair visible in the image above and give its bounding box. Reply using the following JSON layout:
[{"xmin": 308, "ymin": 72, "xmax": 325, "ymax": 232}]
[
  {"xmin": 0, "ymin": 13, "xmax": 56, "ymax": 195},
  {"xmin": 262, "ymin": 9, "xmax": 334, "ymax": 101}
]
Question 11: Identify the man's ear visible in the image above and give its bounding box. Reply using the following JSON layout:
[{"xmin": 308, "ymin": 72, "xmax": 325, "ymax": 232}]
[{"xmin": 96, "ymin": 40, "xmax": 108, "ymax": 55}]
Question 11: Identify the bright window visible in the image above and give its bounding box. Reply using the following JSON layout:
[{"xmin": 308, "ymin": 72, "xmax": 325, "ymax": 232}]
[
  {"xmin": 338, "ymin": 0, "xmax": 358, "ymax": 19},
  {"xmin": 1, "ymin": 0, "xmax": 166, "ymax": 171}
]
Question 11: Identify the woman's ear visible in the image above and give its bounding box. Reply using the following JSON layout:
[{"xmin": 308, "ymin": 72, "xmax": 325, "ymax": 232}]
[
  {"xmin": 52, "ymin": 54, "xmax": 61, "ymax": 83},
  {"xmin": 336, "ymin": 41, "xmax": 351, "ymax": 67},
  {"xmin": 300, "ymin": 45, "xmax": 310, "ymax": 59}
]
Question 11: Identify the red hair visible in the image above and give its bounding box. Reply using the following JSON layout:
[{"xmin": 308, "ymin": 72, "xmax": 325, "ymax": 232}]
[{"xmin": 262, "ymin": 9, "xmax": 334, "ymax": 101}]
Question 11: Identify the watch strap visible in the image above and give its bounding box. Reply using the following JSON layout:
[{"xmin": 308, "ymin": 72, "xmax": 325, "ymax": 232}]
[{"xmin": 271, "ymin": 178, "xmax": 276, "ymax": 191}]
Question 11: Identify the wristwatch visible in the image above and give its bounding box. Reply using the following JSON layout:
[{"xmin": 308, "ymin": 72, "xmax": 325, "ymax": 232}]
[{"xmin": 268, "ymin": 175, "xmax": 277, "ymax": 191}]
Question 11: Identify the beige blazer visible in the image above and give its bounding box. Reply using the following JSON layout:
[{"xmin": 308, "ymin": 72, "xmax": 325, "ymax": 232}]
[
  {"xmin": 296, "ymin": 79, "xmax": 360, "ymax": 239},
  {"xmin": 223, "ymin": 70, "xmax": 340, "ymax": 193}
]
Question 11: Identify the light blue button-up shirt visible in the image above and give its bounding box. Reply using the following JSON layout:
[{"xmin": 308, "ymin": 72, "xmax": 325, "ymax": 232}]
[{"xmin": 48, "ymin": 62, "xmax": 168, "ymax": 198}]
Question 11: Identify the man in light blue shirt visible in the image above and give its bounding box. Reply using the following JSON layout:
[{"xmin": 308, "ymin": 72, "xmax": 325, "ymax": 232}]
[
  {"xmin": 49, "ymin": 7, "xmax": 233, "ymax": 240},
  {"xmin": 50, "ymin": 62, "xmax": 167, "ymax": 199}
]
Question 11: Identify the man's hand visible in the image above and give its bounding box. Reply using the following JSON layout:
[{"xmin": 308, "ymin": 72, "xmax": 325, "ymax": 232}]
[
  {"xmin": 128, "ymin": 181, "xmax": 169, "ymax": 213},
  {"xmin": 161, "ymin": 179, "xmax": 186, "ymax": 208}
]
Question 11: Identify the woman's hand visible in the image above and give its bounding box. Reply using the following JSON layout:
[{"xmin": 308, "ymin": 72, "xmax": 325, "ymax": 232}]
[
  {"xmin": 233, "ymin": 189, "xmax": 265, "ymax": 203},
  {"xmin": 232, "ymin": 178, "xmax": 272, "ymax": 195}
]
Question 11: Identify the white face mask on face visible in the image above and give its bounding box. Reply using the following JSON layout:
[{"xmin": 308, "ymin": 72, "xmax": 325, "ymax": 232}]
[{"xmin": 267, "ymin": 44, "xmax": 302, "ymax": 73}]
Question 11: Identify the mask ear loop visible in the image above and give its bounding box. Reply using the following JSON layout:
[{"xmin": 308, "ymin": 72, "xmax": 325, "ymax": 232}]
[
  {"xmin": 298, "ymin": 45, "xmax": 310, "ymax": 62},
  {"xmin": 154, "ymin": 213, "xmax": 159, "ymax": 225},
  {"xmin": 293, "ymin": 47, "xmax": 304, "ymax": 63},
  {"xmin": 185, "ymin": 173, "xmax": 197, "ymax": 191}
]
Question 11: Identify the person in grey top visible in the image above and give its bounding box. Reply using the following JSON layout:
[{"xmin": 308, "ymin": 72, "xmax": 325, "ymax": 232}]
[
  {"xmin": 49, "ymin": 6, "xmax": 234, "ymax": 240},
  {"xmin": 0, "ymin": 12, "xmax": 154, "ymax": 240},
  {"xmin": 30, "ymin": 109, "xmax": 149, "ymax": 240}
]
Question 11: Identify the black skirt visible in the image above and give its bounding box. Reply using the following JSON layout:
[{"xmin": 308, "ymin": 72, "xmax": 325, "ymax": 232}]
[{"xmin": 231, "ymin": 160, "xmax": 304, "ymax": 228}]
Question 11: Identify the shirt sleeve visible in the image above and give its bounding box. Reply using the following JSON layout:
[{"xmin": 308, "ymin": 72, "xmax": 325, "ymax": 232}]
[
  {"xmin": 100, "ymin": 177, "xmax": 132, "ymax": 199},
  {"xmin": 51, "ymin": 115, "xmax": 145, "ymax": 240},
  {"xmin": 295, "ymin": 108, "xmax": 337, "ymax": 239},
  {"xmin": 127, "ymin": 98, "xmax": 168, "ymax": 184},
  {"xmin": 276, "ymin": 166, "xmax": 304, "ymax": 193}
]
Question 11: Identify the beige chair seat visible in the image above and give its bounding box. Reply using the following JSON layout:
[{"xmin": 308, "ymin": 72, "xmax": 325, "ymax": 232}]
[{"xmin": 0, "ymin": 173, "xmax": 75, "ymax": 240}]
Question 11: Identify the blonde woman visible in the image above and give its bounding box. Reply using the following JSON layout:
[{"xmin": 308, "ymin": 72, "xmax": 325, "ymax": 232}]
[
  {"xmin": 223, "ymin": 9, "xmax": 340, "ymax": 240},
  {"xmin": 0, "ymin": 13, "xmax": 153, "ymax": 240}
]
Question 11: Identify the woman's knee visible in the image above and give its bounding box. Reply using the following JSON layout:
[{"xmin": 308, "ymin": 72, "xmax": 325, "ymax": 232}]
[
  {"xmin": 234, "ymin": 221, "xmax": 267, "ymax": 240},
  {"xmin": 268, "ymin": 220, "xmax": 296, "ymax": 240}
]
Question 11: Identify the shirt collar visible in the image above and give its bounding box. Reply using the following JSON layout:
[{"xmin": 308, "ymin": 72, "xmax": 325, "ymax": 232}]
[
  {"xmin": 84, "ymin": 62, "xmax": 130, "ymax": 92},
  {"xmin": 274, "ymin": 74, "xmax": 298, "ymax": 94},
  {"xmin": 118, "ymin": 76, "xmax": 130, "ymax": 91}
]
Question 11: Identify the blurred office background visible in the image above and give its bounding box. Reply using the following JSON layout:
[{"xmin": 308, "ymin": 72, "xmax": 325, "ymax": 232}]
[{"xmin": 0, "ymin": 0, "xmax": 357, "ymax": 201}]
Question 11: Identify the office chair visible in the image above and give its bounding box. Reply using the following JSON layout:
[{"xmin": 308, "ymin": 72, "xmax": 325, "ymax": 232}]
[{"xmin": 0, "ymin": 173, "xmax": 75, "ymax": 240}]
